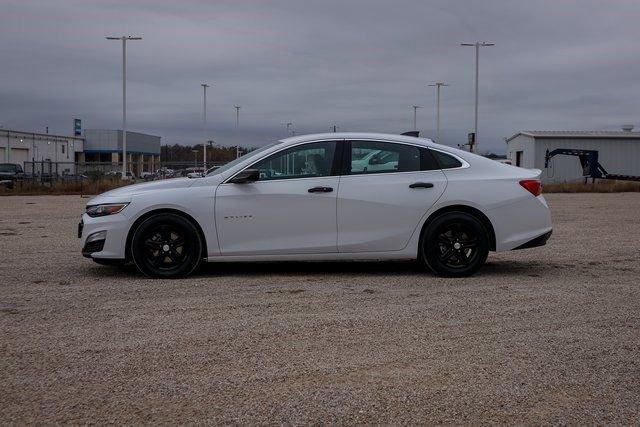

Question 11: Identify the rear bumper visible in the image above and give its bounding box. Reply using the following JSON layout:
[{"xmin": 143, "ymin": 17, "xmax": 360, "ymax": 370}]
[
  {"xmin": 488, "ymin": 194, "xmax": 553, "ymax": 251},
  {"xmin": 513, "ymin": 229, "xmax": 552, "ymax": 250}
]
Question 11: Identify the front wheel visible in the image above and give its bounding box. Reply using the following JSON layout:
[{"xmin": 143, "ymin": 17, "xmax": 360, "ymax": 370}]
[
  {"xmin": 420, "ymin": 212, "xmax": 489, "ymax": 277},
  {"xmin": 131, "ymin": 213, "xmax": 203, "ymax": 278}
]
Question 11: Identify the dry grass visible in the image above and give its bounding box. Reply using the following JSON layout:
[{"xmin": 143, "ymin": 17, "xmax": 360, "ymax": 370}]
[
  {"xmin": 544, "ymin": 180, "xmax": 640, "ymax": 193},
  {"xmin": 0, "ymin": 179, "xmax": 131, "ymax": 196}
]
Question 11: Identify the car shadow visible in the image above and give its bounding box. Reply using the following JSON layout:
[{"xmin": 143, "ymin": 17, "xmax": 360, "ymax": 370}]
[
  {"xmin": 195, "ymin": 260, "xmax": 427, "ymax": 277},
  {"xmin": 81, "ymin": 258, "xmax": 562, "ymax": 280}
]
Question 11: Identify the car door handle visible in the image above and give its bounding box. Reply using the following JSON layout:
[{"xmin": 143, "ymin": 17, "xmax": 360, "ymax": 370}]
[
  {"xmin": 308, "ymin": 186, "xmax": 333, "ymax": 193},
  {"xmin": 409, "ymin": 182, "xmax": 434, "ymax": 189}
]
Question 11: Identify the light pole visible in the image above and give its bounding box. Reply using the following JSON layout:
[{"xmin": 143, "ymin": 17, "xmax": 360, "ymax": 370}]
[
  {"xmin": 234, "ymin": 106, "xmax": 240, "ymax": 128},
  {"xmin": 201, "ymin": 83, "xmax": 210, "ymax": 170},
  {"xmin": 106, "ymin": 35, "xmax": 142, "ymax": 178},
  {"xmin": 192, "ymin": 149, "xmax": 198, "ymax": 168},
  {"xmin": 461, "ymin": 42, "xmax": 494, "ymax": 152},
  {"xmin": 411, "ymin": 106, "xmax": 422, "ymax": 131},
  {"xmin": 427, "ymin": 82, "xmax": 449, "ymax": 142}
]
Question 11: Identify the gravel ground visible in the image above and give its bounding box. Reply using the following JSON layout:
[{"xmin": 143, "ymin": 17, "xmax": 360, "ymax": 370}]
[{"xmin": 1, "ymin": 193, "xmax": 639, "ymax": 424}]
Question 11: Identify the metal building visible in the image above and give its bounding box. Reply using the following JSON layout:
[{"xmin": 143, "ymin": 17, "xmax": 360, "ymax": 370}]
[
  {"xmin": 0, "ymin": 128, "xmax": 84, "ymax": 173},
  {"xmin": 505, "ymin": 128, "xmax": 640, "ymax": 183},
  {"xmin": 84, "ymin": 129, "xmax": 161, "ymax": 175}
]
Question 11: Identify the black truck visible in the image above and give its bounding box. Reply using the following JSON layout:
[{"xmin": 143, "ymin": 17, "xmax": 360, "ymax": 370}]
[{"xmin": 0, "ymin": 163, "xmax": 25, "ymax": 189}]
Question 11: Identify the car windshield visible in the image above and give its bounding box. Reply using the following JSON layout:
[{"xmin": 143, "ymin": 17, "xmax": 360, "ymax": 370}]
[
  {"xmin": 206, "ymin": 142, "xmax": 280, "ymax": 176},
  {"xmin": 0, "ymin": 164, "xmax": 16, "ymax": 172}
]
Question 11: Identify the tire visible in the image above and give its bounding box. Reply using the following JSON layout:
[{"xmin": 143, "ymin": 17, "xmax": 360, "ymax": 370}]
[
  {"xmin": 420, "ymin": 211, "xmax": 489, "ymax": 277},
  {"xmin": 130, "ymin": 213, "xmax": 203, "ymax": 278}
]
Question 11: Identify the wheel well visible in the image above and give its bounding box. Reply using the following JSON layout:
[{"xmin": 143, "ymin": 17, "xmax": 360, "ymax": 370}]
[
  {"xmin": 420, "ymin": 205, "xmax": 496, "ymax": 251},
  {"xmin": 124, "ymin": 208, "xmax": 208, "ymax": 261}
]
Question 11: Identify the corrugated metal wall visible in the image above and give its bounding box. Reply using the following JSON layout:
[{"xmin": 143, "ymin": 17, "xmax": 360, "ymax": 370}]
[
  {"xmin": 506, "ymin": 135, "xmax": 536, "ymax": 169},
  {"xmin": 84, "ymin": 129, "xmax": 160, "ymax": 155},
  {"xmin": 507, "ymin": 135, "xmax": 640, "ymax": 183},
  {"xmin": 534, "ymin": 138, "xmax": 640, "ymax": 183}
]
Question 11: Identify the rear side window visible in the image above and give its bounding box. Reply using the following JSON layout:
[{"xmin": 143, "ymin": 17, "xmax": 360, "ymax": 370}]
[
  {"xmin": 419, "ymin": 148, "xmax": 440, "ymax": 171},
  {"xmin": 349, "ymin": 141, "xmax": 420, "ymax": 174},
  {"xmin": 431, "ymin": 150, "xmax": 463, "ymax": 169}
]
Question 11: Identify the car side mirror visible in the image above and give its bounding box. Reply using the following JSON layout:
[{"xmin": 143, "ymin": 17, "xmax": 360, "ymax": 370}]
[{"xmin": 229, "ymin": 168, "xmax": 260, "ymax": 183}]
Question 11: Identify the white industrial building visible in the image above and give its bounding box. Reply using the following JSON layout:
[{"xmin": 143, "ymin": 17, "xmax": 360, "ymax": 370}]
[
  {"xmin": 0, "ymin": 127, "xmax": 160, "ymax": 176},
  {"xmin": 505, "ymin": 128, "xmax": 640, "ymax": 183},
  {"xmin": 0, "ymin": 129, "xmax": 85, "ymax": 174}
]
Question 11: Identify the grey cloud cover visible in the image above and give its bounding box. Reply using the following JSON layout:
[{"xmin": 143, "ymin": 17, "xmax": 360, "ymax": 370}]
[{"xmin": 1, "ymin": 0, "xmax": 639, "ymax": 153}]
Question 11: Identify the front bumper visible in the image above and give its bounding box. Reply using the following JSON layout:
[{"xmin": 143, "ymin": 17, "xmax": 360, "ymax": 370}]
[{"xmin": 78, "ymin": 212, "xmax": 130, "ymax": 260}]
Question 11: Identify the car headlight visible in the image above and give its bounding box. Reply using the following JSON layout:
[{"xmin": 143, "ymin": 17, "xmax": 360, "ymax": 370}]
[{"xmin": 86, "ymin": 203, "xmax": 129, "ymax": 217}]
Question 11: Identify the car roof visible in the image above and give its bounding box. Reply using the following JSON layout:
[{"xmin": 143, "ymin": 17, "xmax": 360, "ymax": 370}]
[{"xmin": 278, "ymin": 132, "xmax": 434, "ymax": 147}]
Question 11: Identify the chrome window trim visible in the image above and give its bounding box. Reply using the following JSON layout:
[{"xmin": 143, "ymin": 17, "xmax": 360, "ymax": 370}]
[{"xmin": 222, "ymin": 138, "xmax": 470, "ymax": 184}]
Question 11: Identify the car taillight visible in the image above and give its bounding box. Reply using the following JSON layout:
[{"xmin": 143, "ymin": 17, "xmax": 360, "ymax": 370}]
[{"xmin": 519, "ymin": 179, "xmax": 542, "ymax": 197}]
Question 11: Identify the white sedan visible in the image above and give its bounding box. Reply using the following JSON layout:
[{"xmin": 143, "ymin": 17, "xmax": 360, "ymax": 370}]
[{"xmin": 78, "ymin": 133, "xmax": 552, "ymax": 278}]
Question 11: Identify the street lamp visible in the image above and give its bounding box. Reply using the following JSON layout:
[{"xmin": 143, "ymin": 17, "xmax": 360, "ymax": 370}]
[
  {"xmin": 201, "ymin": 83, "xmax": 210, "ymax": 170},
  {"xmin": 106, "ymin": 35, "xmax": 142, "ymax": 178},
  {"xmin": 461, "ymin": 42, "xmax": 494, "ymax": 152},
  {"xmin": 427, "ymin": 82, "xmax": 449, "ymax": 142},
  {"xmin": 234, "ymin": 106, "xmax": 240, "ymax": 128},
  {"xmin": 192, "ymin": 149, "xmax": 198, "ymax": 168},
  {"xmin": 411, "ymin": 106, "xmax": 422, "ymax": 131}
]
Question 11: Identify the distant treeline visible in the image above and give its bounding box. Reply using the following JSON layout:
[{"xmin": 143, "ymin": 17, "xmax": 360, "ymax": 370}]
[{"xmin": 161, "ymin": 144, "xmax": 253, "ymax": 164}]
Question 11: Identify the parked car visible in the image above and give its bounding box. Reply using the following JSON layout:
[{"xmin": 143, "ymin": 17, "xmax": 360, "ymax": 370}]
[
  {"xmin": 140, "ymin": 171, "xmax": 155, "ymax": 181},
  {"xmin": 106, "ymin": 171, "xmax": 136, "ymax": 180},
  {"xmin": 351, "ymin": 149, "xmax": 399, "ymax": 173},
  {"xmin": 78, "ymin": 132, "xmax": 552, "ymax": 278},
  {"xmin": 0, "ymin": 163, "xmax": 24, "ymax": 189},
  {"xmin": 185, "ymin": 167, "xmax": 206, "ymax": 178}
]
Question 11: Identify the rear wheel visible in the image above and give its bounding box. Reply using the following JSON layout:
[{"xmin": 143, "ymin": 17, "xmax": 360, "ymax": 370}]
[
  {"xmin": 420, "ymin": 212, "xmax": 489, "ymax": 277},
  {"xmin": 131, "ymin": 213, "xmax": 203, "ymax": 278}
]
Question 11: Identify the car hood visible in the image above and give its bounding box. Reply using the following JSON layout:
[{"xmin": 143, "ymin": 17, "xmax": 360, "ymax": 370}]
[{"xmin": 99, "ymin": 177, "xmax": 195, "ymax": 199}]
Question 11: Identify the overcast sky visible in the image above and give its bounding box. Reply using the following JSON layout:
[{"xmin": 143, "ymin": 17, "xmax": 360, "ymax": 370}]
[{"xmin": 1, "ymin": 0, "xmax": 639, "ymax": 153}]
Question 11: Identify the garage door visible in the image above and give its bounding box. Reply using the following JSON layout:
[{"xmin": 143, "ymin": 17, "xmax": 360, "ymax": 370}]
[
  {"xmin": 10, "ymin": 148, "xmax": 29, "ymax": 167},
  {"xmin": 0, "ymin": 147, "xmax": 5, "ymax": 162}
]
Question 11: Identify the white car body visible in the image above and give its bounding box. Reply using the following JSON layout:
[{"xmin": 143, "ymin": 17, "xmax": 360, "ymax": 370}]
[{"xmin": 79, "ymin": 133, "xmax": 552, "ymax": 273}]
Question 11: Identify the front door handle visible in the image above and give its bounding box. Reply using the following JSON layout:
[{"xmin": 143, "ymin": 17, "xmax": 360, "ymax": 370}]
[
  {"xmin": 308, "ymin": 186, "xmax": 333, "ymax": 193},
  {"xmin": 409, "ymin": 182, "xmax": 434, "ymax": 189}
]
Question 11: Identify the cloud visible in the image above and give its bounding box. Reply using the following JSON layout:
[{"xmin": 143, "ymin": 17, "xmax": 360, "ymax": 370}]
[{"xmin": 1, "ymin": 0, "xmax": 639, "ymax": 153}]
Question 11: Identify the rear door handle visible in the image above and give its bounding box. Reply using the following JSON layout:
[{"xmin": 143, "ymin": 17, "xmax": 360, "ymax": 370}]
[
  {"xmin": 308, "ymin": 186, "xmax": 333, "ymax": 193},
  {"xmin": 409, "ymin": 182, "xmax": 434, "ymax": 189}
]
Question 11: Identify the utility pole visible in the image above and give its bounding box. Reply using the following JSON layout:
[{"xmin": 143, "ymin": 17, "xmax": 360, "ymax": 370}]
[
  {"xmin": 234, "ymin": 106, "xmax": 240, "ymax": 128},
  {"xmin": 411, "ymin": 106, "xmax": 422, "ymax": 131},
  {"xmin": 106, "ymin": 35, "xmax": 142, "ymax": 178},
  {"xmin": 461, "ymin": 42, "xmax": 494, "ymax": 152},
  {"xmin": 192, "ymin": 149, "xmax": 198, "ymax": 168},
  {"xmin": 201, "ymin": 83, "xmax": 210, "ymax": 170},
  {"xmin": 427, "ymin": 82, "xmax": 449, "ymax": 142}
]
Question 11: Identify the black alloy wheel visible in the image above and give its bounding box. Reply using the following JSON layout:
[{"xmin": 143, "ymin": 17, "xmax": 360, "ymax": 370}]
[
  {"xmin": 131, "ymin": 213, "xmax": 202, "ymax": 278},
  {"xmin": 420, "ymin": 211, "xmax": 489, "ymax": 277}
]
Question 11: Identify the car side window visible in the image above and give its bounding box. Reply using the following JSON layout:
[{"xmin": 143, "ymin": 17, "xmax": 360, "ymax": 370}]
[
  {"xmin": 349, "ymin": 141, "xmax": 420, "ymax": 174},
  {"xmin": 431, "ymin": 150, "xmax": 463, "ymax": 169},
  {"xmin": 251, "ymin": 141, "xmax": 337, "ymax": 181}
]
